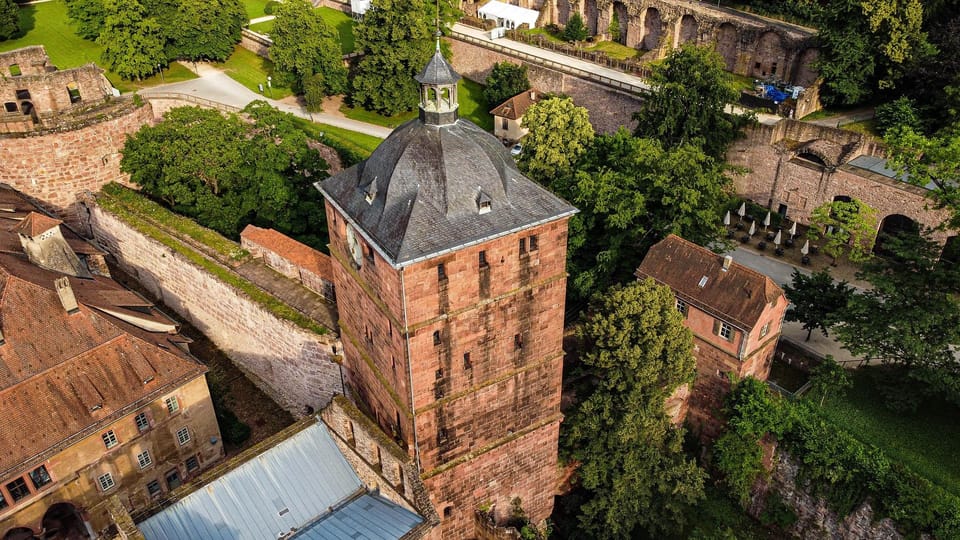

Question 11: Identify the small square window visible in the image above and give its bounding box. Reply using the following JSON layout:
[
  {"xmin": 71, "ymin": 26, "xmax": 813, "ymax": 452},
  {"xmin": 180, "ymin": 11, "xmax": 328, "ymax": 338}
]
[
  {"xmin": 137, "ymin": 451, "xmax": 153, "ymax": 469},
  {"xmin": 6, "ymin": 478, "xmax": 29, "ymax": 502},
  {"xmin": 529, "ymin": 234, "xmax": 538, "ymax": 251},
  {"xmin": 676, "ymin": 298, "xmax": 688, "ymax": 316},
  {"xmin": 165, "ymin": 469, "xmax": 181, "ymax": 491},
  {"xmin": 165, "ymin": 396, "xmax": 179, "ymax": 414},
  {"xmin": 437, "ymin": 263, "xmax": 446, "ymax": 280},
  {"xmin": 135, "ymin": 412, "xmax": 150, "ymax": 432},
  {"xmin": 15, "ymin": 89, "xmax": 30, "ymax": 100},
  {"xmin": 176, "ymin": 427, "xmax": 191, "ymax": 446},
  {"xmin": 718, "ymin": 322, "xmax": 734, "ymax": 342},
  {"xmin": 102, "ymin": 430, "xmax": 118, "ymax": 449},
  {"xmin": 9, "ymin": 64, "xmax": 21, "ymax": 76},
  {"xmin": 29, "ymin": 466, "xmax": 52, "ymax": 490},
  {"xmin": 98, "ymin": 472, "xmax": 115, "ymax": 492},
  {"xmin": 146, "ymin": 480, "xmax": 162, "ymax": 498},
  {"xmin": 432, "ymin": 330, "xmax": 441, "ymax": 346},
  {"xmin": 519, "ymin": 237, "xmax": 527, "ymax": 254},
  {"xmin": 185, "ymin": 456, "xmax": 200, "ymax": 473}
]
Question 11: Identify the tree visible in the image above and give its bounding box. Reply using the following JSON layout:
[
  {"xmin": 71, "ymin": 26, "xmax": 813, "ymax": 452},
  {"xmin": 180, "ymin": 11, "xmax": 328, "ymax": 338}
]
[
  {"xmin": 518, "ymin": 96, "xmax": 594, "ymax": 185},
  {"xmin": 807, "ymin": 198, "xmax": 879, "ymax": 263},
  {"xmin": 98, "ymin": 0, "xmax": 167, "ymax": 80},
  {"xmin": 833, "ymin": 230, "xmax": 960, "ymax": 405},
  {"xmin": 563, "ymin": 279, "xmax": 705, "ymax": 539},
  {"xmin": 65, "ymin": 0, "xmax": 106, "ymax": 39},
  {"xmin": 885, "ymin": 125, "xmax": 960, "ymax": 228},
  {"xmin": 483, "ymin": 62, "xmax": 530, "ymax": 107},
  {"xmin": 563, "ymin": 12, "xmax": 588, "ymax": 42},
  {"xmin": 168, "ymin": 0, "xmax": 246, "ymax": 62},
  {"xmin": 351, "ymin": 0, "xmax": 458, "ymax": 115},
  {"xmin": 632, "ymin": 44, "xmax": 752, "ymax": 159},
  {"xmin": 807, "ymin": 355, "xmax": 852, "ymax": 407},
  {"xmin": 269, "ymin": 0, "xmax": 347, "ymax": 95},
  {"xmin": 608, "ymin": 11, "xmax": 620, "ymax": 42},
  {"xmin": 120, "ymin": 103, "xmax": 330, "ymax": 246},
  {"xmin": 875, "ymin": 96, "xmax": 922, "ymax": 135},
  {"xmin": 0, "ymin": 0, "xmax": 19, "ymax": 41},
  {"xmin": 782, "ymin": 269, "xmax": 853, "ymax": 341},
  {"xmin": 564, "ymin": 129, "xmax": 732, "ymax": 302}
]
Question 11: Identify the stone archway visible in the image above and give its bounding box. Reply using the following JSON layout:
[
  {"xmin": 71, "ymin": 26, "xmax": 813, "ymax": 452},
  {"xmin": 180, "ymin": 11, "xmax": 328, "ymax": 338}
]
[
  {"xmin": 583, "ymin": 0, "xmax": 599, "ymax": 36},
  {"xmin": 675, "ymin": 14, "xmax": 697, "ymax": 47},
  {"xmin": 41, "ymin": 502, "xmax": 89, "ymax": 540},
  {"xmin": 792, "ymin": 47, "xmax": 819, "ymax": 86},
  {"xmin": 640, "ymin": 7, "xmax": 662, "ymax": 51},
  {"xmin": 611, "ymin": 1, "xmax": 628, "ymax": 44},
  {"xmin": 715, "ymin": 23, "xmax": 738, "ymax": 71},
  {"xmin": 752, "ymin": 30, "xmax": 786, "ymax": 78},
  {"xmin": 557, "ymin": 0, "xmax": 571, "ymax": 26},
  {"xmin": 873, "ymin": 214, "xmax": 920, "ymax": 256}
]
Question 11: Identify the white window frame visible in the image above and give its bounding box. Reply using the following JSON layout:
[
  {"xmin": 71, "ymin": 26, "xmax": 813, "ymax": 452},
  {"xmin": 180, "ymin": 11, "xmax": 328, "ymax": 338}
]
[
  {"xmin": 102, "ymin": 430, "xmax": 118, "ymax": 449},
  {"xmin": 719, "ymin": 322, "xmax": 734, "ymax": 342},
  {"xmin": 165, "ymin": 396, "xmax": 180, "ymax": 414},
  {"xmin": 676, "ymin": 298, "xmax": 688, "ymax": 316},
  {"xmin": 760, "ymin": 321, "xmax": 770, "ymax": 338},
  {"xmin": 137, "ymin": 450, "xmax": 152, "ymax": 470},
  {"xmin": 135, "ymin": 412, "xmax": 150, "ymax": 432},
  {"xmin": 97, "ymin": 472, "xmax": 115, "ymax": 492},
  {"xmin": 176, "ymin": 427, "xmax": 191, "ymax": 446}
]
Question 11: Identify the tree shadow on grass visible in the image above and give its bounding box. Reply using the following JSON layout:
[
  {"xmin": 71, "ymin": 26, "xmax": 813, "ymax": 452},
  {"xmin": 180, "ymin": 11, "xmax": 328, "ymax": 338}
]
[{"xmin": 14, "ymin": 4, "xmax": 35, "ymax": 38}]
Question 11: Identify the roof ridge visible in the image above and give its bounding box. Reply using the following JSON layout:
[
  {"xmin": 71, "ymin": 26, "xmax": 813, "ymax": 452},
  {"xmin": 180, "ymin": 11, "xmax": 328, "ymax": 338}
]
[
  {"xmin": 0, "ymin": 333, "xmax": 128, "ymax": 393},
  {"xmin": 665, "ymin": 234, "xmax": 775, "ymax": 286}
]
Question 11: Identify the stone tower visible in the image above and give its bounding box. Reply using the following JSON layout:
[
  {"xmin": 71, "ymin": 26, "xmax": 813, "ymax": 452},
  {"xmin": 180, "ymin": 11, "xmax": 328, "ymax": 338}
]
[{"xmin": 317, "ymin": 50, "xmax": 576, "ymax": 538}]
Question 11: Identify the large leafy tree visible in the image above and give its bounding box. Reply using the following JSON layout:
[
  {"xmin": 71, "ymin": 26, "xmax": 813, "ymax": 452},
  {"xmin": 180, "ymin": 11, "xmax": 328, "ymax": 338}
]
[
  {"xmin": 833, "ymin": 230, "xmax": 960, "ymax": 405},
  {"xmin": 807, "ymin": 198, "xmax": 879, "ymax": 263},
  {"xmin": 632, "ymin": 44, "xmax": 751, "ymax": 160},
  {"xmin": 885, "ymin": 124, "xmax": 960, "ymax": 228},
  {"xmin": 351, "ymin": 0, "xmax": 458, "ymax": 115},
  {"xmin": 65, "ymin": 0, "xmax": 106, "ymax": 39},
  {"xmin": 517, "ymin": 96, "xmax": 594, "ymax": 185},
  {"xmin": 98, "ymin": 0, "xmax": 167, "ymax": 80},
  {"xmin": 168, "ymin": 0, "xmax": 245, "ymax": 62},
  {"xmin": 0, "ymin": 0, "xmax": 20, "ymax": 41},
  {"xmin": 120, "ymin": 103, "xmax": 329, "ymax": 247},
  {"xmin": 269, "ymin": 0, "xmax": 347, "ymax": 95},
  {"xmin": 563, "ymin": 279, "xmax": 705, "ymax": 539},
  {"xmin": 782, "ymin": 269, "xmax": 853, "ymax": 342},
  {"xmin": 483, "ymin": 62, "xmax": 530, "ymax": 107}
]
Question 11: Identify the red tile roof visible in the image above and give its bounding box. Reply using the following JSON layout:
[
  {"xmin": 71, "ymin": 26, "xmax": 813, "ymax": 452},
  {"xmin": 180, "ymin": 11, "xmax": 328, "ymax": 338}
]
[
  {"xmin": 636, "ymin": 235, "xmax": 783, "ymax": 330},
  {"xmin": 12, "ymin": 212, "xmax": 62, "ymax": 237},
  {"xmin": 241, "ymin": 225, "xmax": 332, "ymax": 280},
  {"xmin": 489, "ymin": 90, "xmax": 540, "ymax": 120}
]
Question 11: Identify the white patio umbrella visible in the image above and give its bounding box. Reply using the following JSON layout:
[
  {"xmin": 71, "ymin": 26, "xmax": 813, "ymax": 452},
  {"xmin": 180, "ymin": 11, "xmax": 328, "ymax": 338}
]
[
  {"xmin": 723, "ymin": 210, "xmax": 731, "ymax": 226},
  {"xmin": 763, "ymin": 212, "xmax": 771, "ymax": 231},
  {"xmin": 748, "ymin": 221, "xmax": 756, "ymax": 236},
  {"xmin": 801, "ymin": 239, "xmax": 809, "ymax": 255},
  {"xmin": 774, "ymin": 230, "xmax": 782, "ymax": 246},
  {"xmin": 789, "ymin": 221, "xmax": 797, "ymax": 238},
  {"xmin": 737, "ymin": 202, "xmax": 746, "ymax": 221}
]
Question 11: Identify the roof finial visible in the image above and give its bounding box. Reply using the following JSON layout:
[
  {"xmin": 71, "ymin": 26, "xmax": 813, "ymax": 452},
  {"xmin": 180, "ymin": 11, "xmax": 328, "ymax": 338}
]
[{"xmin": 435, "ymin": 0, "xmax": 441, "ymax": 52}]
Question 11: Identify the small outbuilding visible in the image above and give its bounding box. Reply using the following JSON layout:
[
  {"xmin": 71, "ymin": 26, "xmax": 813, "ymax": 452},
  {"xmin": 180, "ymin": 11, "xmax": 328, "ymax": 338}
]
[
  {"xmin": 490, "ymin": 89, "xmax": 540, "ymax": 143},
  {"xmin": 477, "ymin": 1, "xmax": 539, "ymax": 29}
]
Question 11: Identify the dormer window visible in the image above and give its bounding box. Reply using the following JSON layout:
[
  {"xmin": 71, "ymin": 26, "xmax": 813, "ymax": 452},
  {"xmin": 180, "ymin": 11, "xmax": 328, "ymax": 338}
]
[
  {"xmin": 477, "ymin": 189, "xmax": 492, "ymax": 215},
  {"xmin": 364, "ymin": 176, "xmax": 378, "ymax": 204}
]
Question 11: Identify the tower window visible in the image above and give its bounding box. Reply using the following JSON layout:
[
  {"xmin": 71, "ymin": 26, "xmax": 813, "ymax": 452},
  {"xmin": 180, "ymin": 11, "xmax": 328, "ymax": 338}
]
[
  {"xmin": 514, "ymin": 333, "xmax": 523, "ymax": 349},
  {"xmin": 478, "ymin": 250, "xmax": 488, "ymax": 268},
  {"xmin": 519, "ymin": 238, "xmax": 526, "ymax": 254},
  {"xmin": 438, "ymin": 263, "xmax": 446, "ymax": 280},
  {"xmin": 529, "ymin": 234, "xmax": 539, "ymax": 251},
  {"xmin": 463, "ymin": 352, "xmax": 471, "ymax": 370},
  {"xmin": 435, "ymin": 368, "xmax": 443, "ymax": 380},
  {"xmin": 433, "ymin": 330, "xmax": 441, "ymax": 346}
]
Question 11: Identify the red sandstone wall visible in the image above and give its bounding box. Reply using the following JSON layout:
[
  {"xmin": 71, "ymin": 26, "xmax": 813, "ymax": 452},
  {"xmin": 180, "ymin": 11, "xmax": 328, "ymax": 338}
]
[{"xmin": 0, "ymin": 102, "xmax": 152, "ymax": 225}]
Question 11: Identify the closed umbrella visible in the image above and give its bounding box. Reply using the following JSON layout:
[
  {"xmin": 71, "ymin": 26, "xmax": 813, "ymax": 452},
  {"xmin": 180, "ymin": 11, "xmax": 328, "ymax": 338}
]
[
  {"xmin": 789, "ymin": 221, "xmax": 797, "ymax": 238},
  {"xmin": 763, "ymin": 212, "xmax": 771, "ymax": 231},
  {"xmin": 748, "ymin": 221, "xmax": 756, "ymax": 236},
  {"xmin": 801, "ymin": 239, "xmax": 809, "ymax": 255},
  {"xmin": 723, "ymin": 210, "xmax": 731, "ymax": 226},
  {"xmin": 737, "ymin": 202, "xmax": 746, "ymax": 221},
  {"xmin": 774, "ymin": 230, "xmax": 782, "ymax": 246}
]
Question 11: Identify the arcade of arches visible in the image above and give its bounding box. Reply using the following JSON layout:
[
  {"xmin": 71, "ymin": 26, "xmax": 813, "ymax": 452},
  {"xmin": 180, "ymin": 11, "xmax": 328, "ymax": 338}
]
[
  {"xmin": 543, "ymin": 0, "xmax": 819, "ymax": 85},
  {"xmin": 2, "ymin": 502, "xmax": 90, "ymax": 540}
]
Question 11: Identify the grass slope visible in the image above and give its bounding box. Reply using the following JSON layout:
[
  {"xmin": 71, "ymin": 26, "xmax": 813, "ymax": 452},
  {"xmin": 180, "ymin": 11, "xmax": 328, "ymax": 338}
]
[
  {"xmin": 217, "ymin": 45, "xmax": 293, "ymax": 100},
  {"xmin": 341, "ymin": 78, "xmax": 494, "ymax": 131},
  {"xmin": 818, "ymin": 368, "xmax": 960, "ymax": 498}
]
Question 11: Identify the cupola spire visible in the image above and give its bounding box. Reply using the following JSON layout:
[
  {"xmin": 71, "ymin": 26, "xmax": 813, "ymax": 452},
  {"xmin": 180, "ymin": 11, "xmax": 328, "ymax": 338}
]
[{"xmin": 415, "ymin": 41, "xmax": 461, "ymax": 126}]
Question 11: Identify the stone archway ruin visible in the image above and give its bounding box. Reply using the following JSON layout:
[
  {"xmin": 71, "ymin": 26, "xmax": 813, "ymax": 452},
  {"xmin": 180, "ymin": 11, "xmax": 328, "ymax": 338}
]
[
  {"xmin": 715, "ymin": 23, "xmax": 738, "ymax": 71},
  {"xmin": 675, "ymin": 14, "xmax": 697, "ymax": 47},
  {"xmin": 640, "ymin": 7, "xmax": 662, "ymax": 51},
  {"xmin": 583, "ymin": 0, "xmax": 599, "ymax": 36},
  {"xmin": 874, "ymin": 214, "xmax": 921, "ymax": 256},
  {"xmin": 41, "ymin": 502, "xmax": 90, "ymax": 540},
  {"xmin": 753, "ymin": 30, "xmax": 786, "ymax": 78},
  {"xmin": 612, "ymin": 1, "xmax": 629, "ymax": 44}
]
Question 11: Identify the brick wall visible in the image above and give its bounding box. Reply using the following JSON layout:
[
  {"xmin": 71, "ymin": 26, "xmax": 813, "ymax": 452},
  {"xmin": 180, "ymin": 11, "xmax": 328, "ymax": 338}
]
[
  {"xmin": 240, "ymin": 227, "xmax": 336, "ymax": 302},
  {"xmin": 448, "ymin": 38, "xmax": 641, "ymax": 134},
  {"xmin": 82, "ymin": 203, "xmax": 344, "ymax": 416},
  {"xmin": 0, "ymin": 101, "xmax": 151, "ymax": 226}
]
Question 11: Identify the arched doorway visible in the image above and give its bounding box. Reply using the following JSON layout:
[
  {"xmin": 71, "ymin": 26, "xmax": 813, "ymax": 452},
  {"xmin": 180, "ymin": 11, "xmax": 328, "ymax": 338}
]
[
  {"xmin": 753, "ymin": 31, "xmax": 786, "ymax": 78},
  {"xmin": 611, "ymin": 1, "xmax": 628, "ymax": 44},
  {"xmin": 41, "ymin": 503, "xmax": 89, "ymax": 540},
  {"xmin": 873, "ymin": 214, "xmax": 920, "ymax": 256},
  {"xmin": 792, "ymin": 48, "xmax": 819, "ymax": 87},
  {"xmin": 3, "ymin": 528, "xmax": 40, "ymax": 540},
  {"xmin": 640, "ymin": 8, "xmax": 661, "ymax": 51},
  {"xmin": 557, "ymin": 0, "xmax": 570, "ymax": 26},
  {"xmin": 583, "ymin": 0, "xmax": 599, "ymax": 36},
  {"xmin": 715, "ymin": 23, "xmax": 738, "ymax": 71},
  {"xmin": 675, "ymin": 14, "xmax": 697, "ymax": 47}
]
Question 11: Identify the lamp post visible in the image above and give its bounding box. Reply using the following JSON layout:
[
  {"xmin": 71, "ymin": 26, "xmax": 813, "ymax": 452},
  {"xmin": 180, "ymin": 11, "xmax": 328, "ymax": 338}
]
[
  {"xmin": 157, "ymin": 64, "xmax": 164, "ymax": 82},
  {"xmin": 267, "ymin": 76, "xmax": 272, "ymax": 98}
]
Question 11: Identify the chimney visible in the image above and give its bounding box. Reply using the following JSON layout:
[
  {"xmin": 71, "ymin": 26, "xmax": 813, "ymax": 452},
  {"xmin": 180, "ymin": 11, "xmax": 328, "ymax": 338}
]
[
  {"xmin": 55, "ymin": 277, "xmax": 80, "ymax": 314},
  {"xmin": 722, "ymin": 255, "xmax": 733, "ymax": 272}
]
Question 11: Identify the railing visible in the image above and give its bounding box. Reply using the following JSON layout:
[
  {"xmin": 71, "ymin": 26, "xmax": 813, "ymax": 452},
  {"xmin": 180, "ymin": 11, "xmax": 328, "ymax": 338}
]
[
  {"xmin": 767, "ymin": 379, "xmax": 813, "ymax": 400},
  {"xmin": 450, "ymin": 28, "xmax": 650, "ymax": 97},
  {"xmin": 141, "ymin": 92, "xmax": 241, "ymax": 113}
]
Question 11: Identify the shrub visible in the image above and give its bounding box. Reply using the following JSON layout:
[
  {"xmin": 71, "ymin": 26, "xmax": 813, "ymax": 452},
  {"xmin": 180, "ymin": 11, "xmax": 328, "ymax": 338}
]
[
  {"xmin": 264, "ymin": 0, "xmax": 280, "ymax": 15},
  {"xmin": 563, "ymin": 13, "xmax": 588, "ymax": 42},
  {"xmin": 875, "ymin": 97, "xmax": 922, "ymax": 136}
]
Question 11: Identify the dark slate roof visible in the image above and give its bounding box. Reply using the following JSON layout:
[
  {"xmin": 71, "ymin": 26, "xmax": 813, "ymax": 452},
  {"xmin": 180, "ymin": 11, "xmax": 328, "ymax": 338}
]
[
  {"xmin": 636, "ymin": 235, "xmax": 783, "ymax": 330},
  {"xmin": 318, "ymin": 118, "xmax": 576, "ymax": 266},
  {"xmin": 415, "ymin": 50, "xmax": 461, "ymax": 86}
]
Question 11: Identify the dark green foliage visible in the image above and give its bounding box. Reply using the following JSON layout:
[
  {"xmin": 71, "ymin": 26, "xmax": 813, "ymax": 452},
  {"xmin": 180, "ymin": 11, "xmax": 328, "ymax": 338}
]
[
  {"xmin": 120, "ymin": 103, "xmax": 330, "ymax": 248},
  {"xmin": 807, "ymin": 356, "xmax": 851, "ymax": 407},
  {"xmin": 0, "ymin": 0, "xmax": 18, "ymax": 41},
  {"xmin": 351, "ymin": 0, "xmax": 459, "ymax": 115},
  {"xmin": 168, "ymin": 0, "xmax": 246, "ymax": 62},
  {"xmin": 608, "ymin": 11, "xmax": 620, "ymax": 42},
  {"xmin": 264, "ymin": 0, "xmax": 280, "ymax": 15},
  {"xmin": 97, "ymin": 0, "xmax": 167, "ymax": 80},
  {"xmin": 303, "ymin": 73, "xmax": 328, "ymax": 112},
  {"xmin": 758, "ymin": 493, "xmax": 797, "ymax": 530},
  {"xmin": 713, "ymin": 431, "xmax": 764, "ymax": 506},
  {"xmin": 875, "ymin": 96, "xmax": 922, "ymax": 135},
  {"xmin": 632, "ymin": 45, "xmax": 751, "ymax": 160},
  {"xmin": 270, "ymin": 0, "xmax": 347, "ymax": 95},
  {"xmin": 483, "ymin": 62, "xmax": 530, "ymax": 107},
  {"xmin": 217, "ymin": 407, "xmax": 252, "ymax": 445},
  {"xmin": 65, "ymin": 0, "xmax": 106, "ymax": 39},
  {"xmin": 885, "ymin": 125, "xmax": 960, "ymax": 228},
  {"xmin": 562, "ymin": 280, "xmax": 705, "ymax": 538},
  {"xmin": 562, "ymin": 12, "xmax": 587, "ymax": 42},
  {"xmin": 782, "ymin": 269, "xmax": 853, "ymax": 341}
]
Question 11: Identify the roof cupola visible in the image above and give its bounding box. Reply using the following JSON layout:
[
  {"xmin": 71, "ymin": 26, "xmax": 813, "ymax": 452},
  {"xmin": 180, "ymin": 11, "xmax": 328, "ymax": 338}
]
[{"xmin": 415, "ymin": 40, "xmax": 461, "ymax": 126}]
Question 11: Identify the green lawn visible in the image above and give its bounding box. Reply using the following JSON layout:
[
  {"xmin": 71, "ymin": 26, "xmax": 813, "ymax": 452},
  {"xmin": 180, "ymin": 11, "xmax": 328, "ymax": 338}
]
[
  {"xmin": 216, "ymin": 45, "xmax": 293, "ymax": 100},
  {"xmin": 248, "ymin": 19, "xmax": 274, "ymax": 35},
  {"xmin": 242, "ymin": 0, "xmax": 270, "ymax": 20},
  {"xmin": 586, "ymin": 40, "xmax": 638, "ymax": 60},
  {"xmin": 341, "ymin": 79, "xmax": 493, "ymax": 131},
  {"xmin": 0, "ymin": 1, "xmax": 195, "ymax": 92},
  {"xmin": 818, "ymin": 368, "xmax": 960, "ymax": 497},
  {"xmin": 248, "ymin": 8, "xmax": 354, "ymax": 55},
  {"xmin": 841, "ymin": 119, "xmax": 878, "ymax": 137}
]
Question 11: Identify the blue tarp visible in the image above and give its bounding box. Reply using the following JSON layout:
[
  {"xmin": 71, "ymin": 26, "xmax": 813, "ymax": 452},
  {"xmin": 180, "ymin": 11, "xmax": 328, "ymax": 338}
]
[{"xmin": 763, "ymin": 85, "xmax": 789, "ymax": 104}]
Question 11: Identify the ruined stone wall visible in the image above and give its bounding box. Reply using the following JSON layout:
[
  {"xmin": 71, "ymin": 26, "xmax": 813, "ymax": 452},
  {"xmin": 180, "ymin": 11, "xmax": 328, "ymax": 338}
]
[
  {"xmin": 81, "ymin": 203, "xmax": 344, "ymax": 416},
  {"xmin": 0, "ymin": 64, "xmax": 113, "ymax": 119},
  {"xmin": 448, "ymin": 38, "xmax": 641, "ymax": 134},
  {"xmin": 0, "ymin": 46, "xmax": 51, "ymax": 76},
  {"xmin": 0, "ymin": 101, "xmax": 151, "ymax": 226}
]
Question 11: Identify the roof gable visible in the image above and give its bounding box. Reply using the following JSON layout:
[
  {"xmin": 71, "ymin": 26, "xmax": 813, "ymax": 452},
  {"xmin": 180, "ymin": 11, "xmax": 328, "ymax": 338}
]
[{"xmin": 490, "ymin": 90, "xmax": 540, "ymax": 120}]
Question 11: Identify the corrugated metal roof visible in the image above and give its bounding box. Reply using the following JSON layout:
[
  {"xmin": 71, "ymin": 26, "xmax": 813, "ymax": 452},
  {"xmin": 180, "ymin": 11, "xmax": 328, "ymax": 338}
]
[
  {"xmin": 293, "ymin": 493, "xmax": 423, "ymax": 539},
  {"xmin": 139, "ymin": 422, "xmax": 421, "ymax": 540},
  {"xmin": 847, "ymin": 155, "xmax": 936, "ymax": 190}
]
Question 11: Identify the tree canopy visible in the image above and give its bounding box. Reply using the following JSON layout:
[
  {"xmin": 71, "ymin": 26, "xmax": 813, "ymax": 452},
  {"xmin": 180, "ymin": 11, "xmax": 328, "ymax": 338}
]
[
  {"xmin": 269, "ymin": 0, "xmax": 347, "ymax": 95},
  {"xmin": 782, "ymin": 268, "xmax": 853, "ymax": 342},
  {"xmin": 351, "ymin": 0, "xmax": 458, "ymax": 115},
  {"xmin": 0, "ymin": 0, "xmax": 20, "ymax": 41},
  {"xmin": 98, "ymin": 0, "xmax": 167, "ymax": 81},
  {"xmin": 167, "ymin": 0, "xmax": 246, "ymax": 62},
  {"xmin": 563, "ymin": 12, "xmax": 588, "ymax": 42},
  {"xmin": 483, "ymin": 62, "xmax": 530, "ymax": 107},
  {"xmin": 632, "ymin": 44, "xmax": 751, "ymax": 160},
  {"xmin": 562, "ymin": 279, "xmax": 704, "ymax": 539},
  {"xmin": 885, "ymin": 125, "xmax": 960, "ymax": 228},
  {"xmin": 807, "ymin": 198, "xmax": 879, "ymax": 263},
  {"xmin": 120, "ymin": 102, "xmax": 329, "ymax": 248},
  {"xmin": 518, "ymin": 96, "xmax": 594, "ymax": 184}
]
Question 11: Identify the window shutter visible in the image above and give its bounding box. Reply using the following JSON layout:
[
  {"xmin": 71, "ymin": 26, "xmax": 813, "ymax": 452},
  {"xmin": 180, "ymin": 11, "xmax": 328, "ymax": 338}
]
[{"xmin": 713, "ymin": 319, "xmax": 721, "ymax": 336}]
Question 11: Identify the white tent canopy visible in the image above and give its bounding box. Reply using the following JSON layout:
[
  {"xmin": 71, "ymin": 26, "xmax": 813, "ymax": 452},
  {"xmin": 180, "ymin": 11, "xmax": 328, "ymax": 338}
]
[
  {"xmin": 351, "ymin": 0, "xmax": 371, "ymax": 16},
  {"xmin": 478, "ymin": 1, "xmax": 539, "ymax": 29}
]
